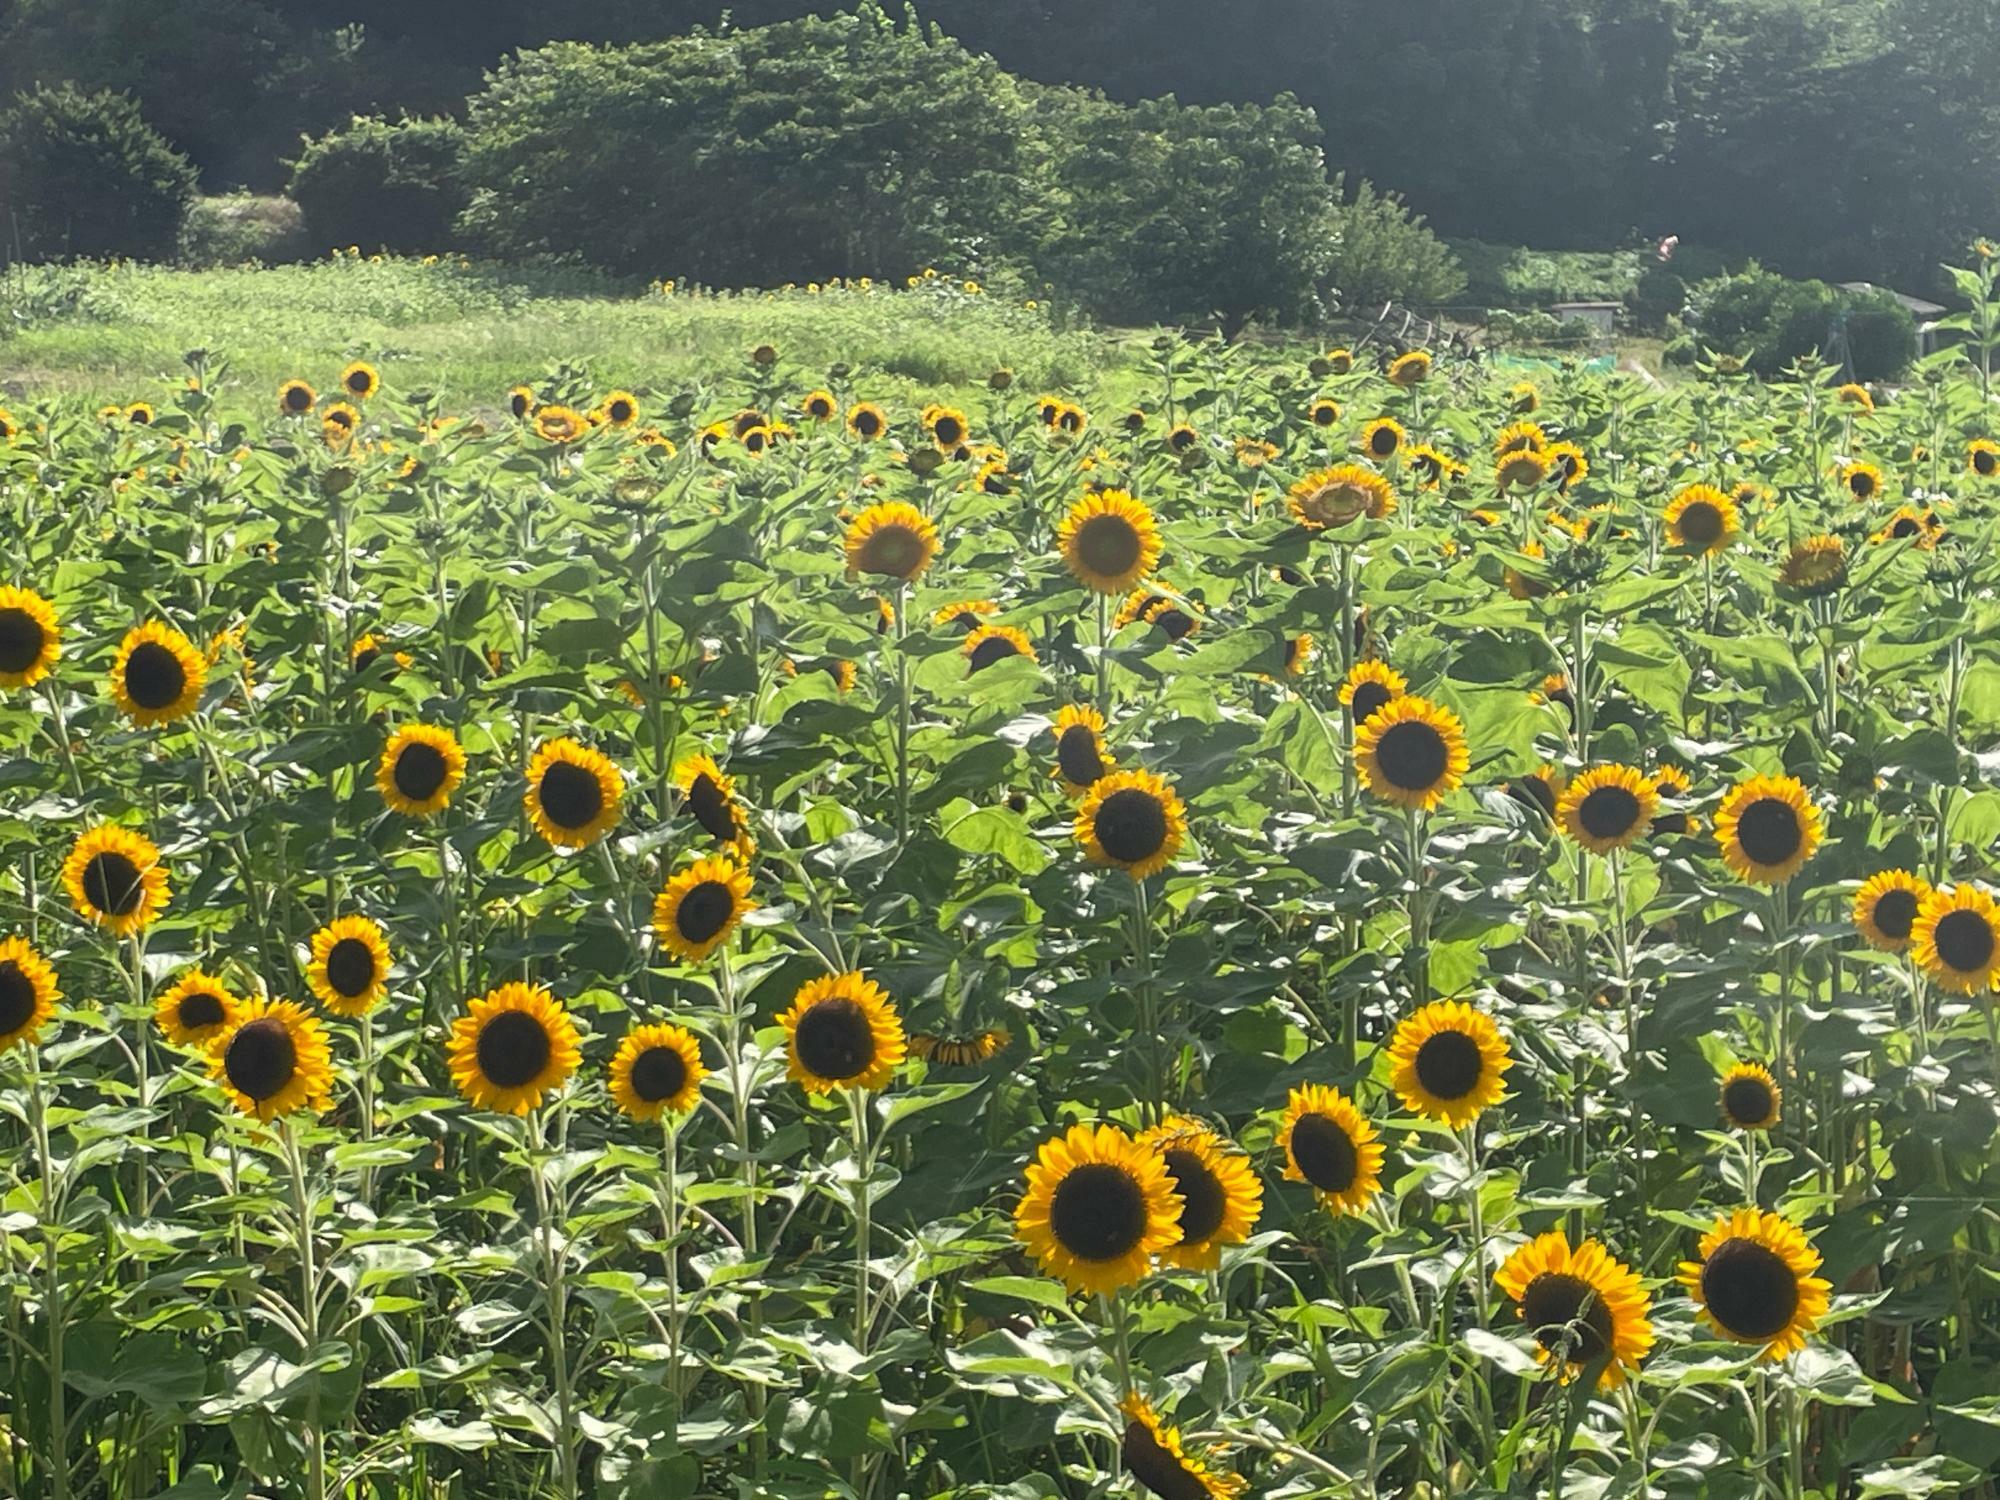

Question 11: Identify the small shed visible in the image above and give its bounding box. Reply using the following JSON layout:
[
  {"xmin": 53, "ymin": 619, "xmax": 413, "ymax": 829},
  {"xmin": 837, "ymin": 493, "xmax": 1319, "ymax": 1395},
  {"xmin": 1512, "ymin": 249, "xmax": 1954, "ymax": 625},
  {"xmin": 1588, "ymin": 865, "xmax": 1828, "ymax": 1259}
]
[
  {"xmin": 1549, "ymin": 301, "xmax": 1620, "ymax": 335},
  {"xmin": 1839, "ymin": 282, "xmax": 1949, "ymax": 356}
]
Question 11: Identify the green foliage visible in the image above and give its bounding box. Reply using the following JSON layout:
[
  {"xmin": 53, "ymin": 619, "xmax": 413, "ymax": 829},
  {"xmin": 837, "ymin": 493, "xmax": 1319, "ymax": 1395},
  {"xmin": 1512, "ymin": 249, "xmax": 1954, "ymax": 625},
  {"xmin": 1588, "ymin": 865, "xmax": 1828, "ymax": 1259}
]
[
  {"xmin": 178, "ymin": 194, "xmax": 310, "ymax": 268},
  {"xmin": 289, "ymin": 116, "xmax": 470, "ymax": 256},
  {"xmin": 0, "ymin": 85, "xmax": 198, "ymax": 263},
  {"xmin": 1447, "ymin": 240, "xmax": 1649, "ymax": 309},
  {"xmin": 1322, "ymin": 179, "xmax": 1467, "ymax": 311},
  {"xmin": 1690, "ymin": 266, "xmax": 1918, "ymax": 380}
]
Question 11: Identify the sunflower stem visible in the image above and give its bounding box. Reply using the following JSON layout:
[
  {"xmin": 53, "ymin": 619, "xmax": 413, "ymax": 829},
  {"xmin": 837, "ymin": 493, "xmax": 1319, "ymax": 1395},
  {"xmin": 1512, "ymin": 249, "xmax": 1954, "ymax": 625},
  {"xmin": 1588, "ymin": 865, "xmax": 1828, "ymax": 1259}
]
[
  {"xmin": 280, "ymin": 1118, "xmax": 327, "ymax": 1500},
  {"xmin": 658, "ymin": 1116, "xmax": 684, "ymax": 1404},
  {"xmin": 526, "ymin": 1110, "xmax": 581, "ymax": 1499},
  {"xmin": 848, "ymin": 1087, "xmax": 874, "ymax": 1356},
  {"xmin": 1130, "ymin": 876, "xmax": 1164, "ymax": 1125},
  {"xmin": 29, "ymin": 1050, "xmax": 71, "ymax": 1500},
  {"xmin": 1461, "ymin": 1125, "xmax": 1490, "ymax": 1328},
  {"xmin": 894, "ymin": 580, "xmax": 912, "ymax": 846}
]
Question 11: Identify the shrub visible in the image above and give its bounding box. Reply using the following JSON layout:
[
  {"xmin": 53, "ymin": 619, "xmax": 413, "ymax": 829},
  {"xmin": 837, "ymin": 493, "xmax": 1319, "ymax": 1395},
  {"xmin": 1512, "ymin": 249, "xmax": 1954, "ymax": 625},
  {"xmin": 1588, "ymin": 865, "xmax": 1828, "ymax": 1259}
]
[
  {"xmin": 1630, "ymin": 267, "xmax": 1687, "ymax": 329},
  {"xmin": 1321, "ymin": 178, "xmax": 1465, "ymax": 311},
  {"xmin": 1689, "ymin": 266, "xmax": 1917, "ymax": 381},
  {"xmin": 179, "ymin": 194, "xmax": 309, "ymax": 267},
  {"xmin": 0, "ymin": 85, "xmax": 197, "ymax": 263},
  {"xmin": 288, "ymin": 116, "xmax": 469, "ymax": 256}
]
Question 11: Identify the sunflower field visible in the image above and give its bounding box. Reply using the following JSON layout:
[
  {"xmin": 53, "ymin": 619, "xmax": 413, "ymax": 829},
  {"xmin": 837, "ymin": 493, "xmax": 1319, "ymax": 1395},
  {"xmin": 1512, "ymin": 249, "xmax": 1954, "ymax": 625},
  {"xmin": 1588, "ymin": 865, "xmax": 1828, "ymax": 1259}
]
[{"xmin": 4, "ymin": 256, "xmax": 2000, "ymax": 1500}]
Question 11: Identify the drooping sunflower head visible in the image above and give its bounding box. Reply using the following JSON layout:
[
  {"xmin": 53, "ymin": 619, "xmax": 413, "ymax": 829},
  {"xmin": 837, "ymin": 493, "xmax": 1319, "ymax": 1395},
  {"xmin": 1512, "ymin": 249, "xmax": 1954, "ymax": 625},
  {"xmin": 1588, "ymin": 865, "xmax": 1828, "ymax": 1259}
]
[
  {"xmin": 933, "ymin": 599, "xmax": 997, "ymax": 633},
  {"xmin": 1234, "ymin": 437, "xmax": 1279, "ymax": 468},
  {"xmin": 209, "ymin": 998, "xmax": 334, "ymax": 1121},
  {"xmin": 1556, "ymin": 765, "xmax": 1660, "ymax": 855},
  {"xmin": 278, "ymin": 379, "xmax": 316, "ymax": 415},
  {"xmin": 909, "ymin": 1028, "xmax": 1012, "ymax": 1067},
  {"xmin": 1719, "ymin": 1063, "xmax": 1781, "ymax": 1131},
  {"xmin": 1495, "ymin": 447, "xmax": 1550, "ymax": 490},
  {"xmin": 1388, "ymin": 350, "xmax": 1433, "ymax": 388},
  {"xmin": 1663, "ymin": 484, "xmax": 1740, "ymax": 555},
  {"xmin": 846, "ymin": 402, "xmax": 887, "ymax": 440},
  {"xmin": 1166, "ymin": 423, "xmax": 1200, "ymax": 455},
  {"xmin": 1144, "ymin": 599, "xmax": 1201, "ymax": 641},
  {"xmin": 1139, "ymin": 1118, "xmax": 1263, "ymax": 1270},
  {"xmin": 340, "ymin": 361, "xmax": 380, "ymax": 400},
  {"xmin": 1119, "ymin": 1395, "xmax": 1246, "ymax": 1500},
  {"xmin": 1387, "ymin": 1001, "xmax": 1513, "ymax": 1127},
  {"xmin": 307, "ymin": 915, "xmax": 392, "ymax": 1017},
  {"xmin": 1309, "ymin": 397, "xmax": 1341, "ymax": 427},
  {"xmin": 674, "ymin": 752, "xmax": 753, "ymax": 857},
  {"xmin": 1545, "ymin": 442, "xmax": 1589, "ymax": 490},
  {"xmin": 1338, "ymin": 660, "xmax": 1407, "ymax": 728},
  {"xmin": 376, "ymin": 723, "xmax": 467, "ymax": 819},
  {"xmin": 524, "ymin": 737, "xmax": 624, "ymax": 850},
  {"xmin": 533, "ymin": 405, "xmax": 589, "ymax": 444},
  {"xmin": 1508, "ymin": 762, "xmax": 1566, "ymax": 822},
  {"xmin": 600, "ymin": 389, "xmax": 640, "ymax": 428},
  {"xmin": 844, "ymin": 501, "xmax": 939, "ymax": 582},
  {"xmin": 0, "ymin": 936, "xmax": 59, "ymax": 1052},
  {"xmin": 1283, "ymin": 632, "xmax": 1315, "ymax": 676},
  {"xmin": 111, "ymin": 621, "xmax": 206, "ymax": 727},
  {"xmin": 652, "ymin": 855, "xmax": 754, "ymax": 964},
  {"xmin": 1777, "ymin": 533, "xmax": 1847, "ymax": 595},
  {"xmin": 1835, "ymin": 382, "xmax": 1874, "ymax": 413},
  {"xmin": 1508, "ymin": 381, "xmax": 1540, "ymax": 414},
  {"xmin": 778, "ymin": 971, "xmax": 905, "ymax": 1094},
  {"xmin": 1495, "ymin": 422, "xmax": 1548, "ymax": 459},
  {"xmin": 1059, "ymin": 489, "xmax": 1163, "ymax": 594},
  {"xmin": 1852, "ymin": 869, "xmax": 1930, "ymax": 953},
  {"xmin": 1912, "ymin": 883, "xmax": 2000, "ymax": 994},
  {"xmin": 1841, "ymin": 461, "xmax": 1883, "ymax": 502},
  {"xmin": 1074, "ymin": 768, "xmax": 1188, "ymax": 880},
  {"xmin": 608, "ymin": 1022, "xmax": 708, "ymax": 1121},
  {"xmin": 1354, "ymin": 694, "xmax": 1469, "ymax": 811},
  {"xmin": 1968, "ymin": 438, "xmax": 2000, "ymax": 478},
  {"xmin": 1321, "ymin": 348, "xmax": 1354, "ymax": 376},
  {"xmin": 1014, "ymin": 1122, "xmax": 1184, "ymax": 1296},
  {"xmin": 1288, "ymin": 464, "xmax": 1395, "ymax": 530},
  {"xmin": 1714, "ymin": 774, "xmax": 1822, "ymax": 886},
  {"xmin": 1495, "ymin": 1231, "xmax": 1654, "ymax": 1388},
  {"xmin": 1278, "ymin": 1083, "xmax": 1384, "ymax": 1216},
  {"xmin": 62, "ymin": 824, "xmax": 169, "ymax": 937},
  {"xmin": 0, "ymin": 586, "xmax": 61, "ymax": 690},
  {"xmin": 1678, "ymin": 1208, "xmax": 1831, "ymax": 1361},
  {"xmin": 1361, "ymin": 417, "xmax": 1405, "ymax": 460},
  {"xmin": 963, "ymin": 623, "xmax": 1037, "ymax": 673},
  {"xmin": 153, "ymin": 969, "xmax": 238, "ymax": 1048},
  {"xmin": 1409, "ymin": 444, "xmax": 1463, "ymax": 490},
  {"xmin": 1051, "ymin": 704, "xmax": 1114, "ymax": 796},
  {"xmin": 446, "ymin": 982, "xmax": 583, "ymax": 1115}
]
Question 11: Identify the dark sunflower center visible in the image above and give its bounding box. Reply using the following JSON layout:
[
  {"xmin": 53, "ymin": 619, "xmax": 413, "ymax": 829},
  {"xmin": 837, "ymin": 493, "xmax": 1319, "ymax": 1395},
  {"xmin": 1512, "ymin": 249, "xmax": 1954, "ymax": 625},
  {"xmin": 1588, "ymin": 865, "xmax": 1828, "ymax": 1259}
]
[
  {"xmin": 82, "ymin": 851, "xmax": 144, "ymax": 916},
  {"xmin": 1512, "ymin": 775, "xmax": 1557, "ymax": 819},
  {"xmin": 675, "ymin": 880, "xmax": 735, "ymax": 943},
  {"xmin": 124, "ymin": 641, "xmax": 187, "ymax": 710},
  {"xmin": 1723, "ymin": 1075, "xmax": 1776, "ymax": 1126},
  {"xmin": 0, "ymin": 961, "xmax": 37, "ymax": 1036},
  {"xmin": 1850, "ymin": 472, "xmax": 1876, "ymax": 497},
  {"xmin": 1736, "ymin": 798, "xmax": 1803, "ymax": 867},
  {"xmin": 393, "ymin": 742, "xmax": 449, "ymax": 802},
  {"xmin": 630, "ymin": 1044, "xmax": 689, "ymax": 1102},
  {"xmin": 610, "ymin": 399, "xmax": 634, "ymax": 422},
  {"xmin": 511, "ymin": 392, "xmax": 531, "ymax": 417},
  {"xmin": 538, "ymin": 761, "xmax": 605, "ymax": 830},
  {"xmin": 859, "ymin": 526, "xmax": 925, "ymax": 577},
  {"xmin": 477, "ymin": 1010, "xmax": 553, "ymax": 1089},
  {"xmin": 793, "ymin": 997, "xmax": 877, "ymax": 1081},
  {"xmin": 1891, "ymin": 516, "xmax": 1919, "ymax": 537},
  {"xmin": 968, "ymin": 634, "xmax": 1022, "ymax": 671},
  {"xmin": 1076, "ymin": 515, "xmax": 1142, "ymax": 577},
  {"xmin": 0, "ymin": 608, "xmax": 46, "ymax": 673},
  {"xmin": 1414, "ymin": 1029, "xmax": 1484, "ymax": 1101},
  {"xmin": 1934, "ymin": 908, "xmax": 1996, "ymax": 972},
  {"xmin": 1578, "ymin": 784, "xmax": 1643, "ymax": 840},
  {"xmin": 1872, "ymin": 888, "xmax": 1918, "ymax": 941},
  {"xmin": 224, "ymin": 1017, "xmax": 297, "ymax": 1101},
  {"xmin": 686, "ymin": 774, "xmax": 737, "ymax": 841},
  {"xmin": 809, "ymin": 397, "xmax": 832, "ymax": 417},
  {"xmin": 1979, "ymin": 450, "xmax": 1997, "ymax": 475},
  {"xmin": 1122, "ymin": 1418, "xmax": 1205, "ymax": 1500},
  {"xmin": 1701, "ymin": 1237, "xmax": 1800, "ymax": 1340},
  {"xmin": 1314, "ymin": 405, "xmax": 1337, "ymax": 425},
  {"xmin": 1349, "ymin": 680, "xmax": 1392, "ymax": 726},
  {"xmin": 1048, "ymin": 1161, "xmax": 1148, "ymax": 1261},
  {"xmin": 855, "ymin": 411, "xmax": 882, "ymax": 436},
  {"xmin": 1373, "ymin": 720, "xmax": 1448, "ymax": 791},
  {"xmin": 1057, "ymin": 725, "xmax": 1106, "ymax": 787},
  {"xmin": 177, "ymin": 991, "xmax": 227, "ymax": 1029},
  {"xmin": 352, "ymin": 644, "xmax": 380, "ymax": 673},
  {"xmin": 1519, "ymin": 1272, "xmax": 1614, "ymax": 1363},
  {"xmin": 1152, "ymin": 609, "xmax": 1196, "ymax": 640},
  {"xmin": 1161, "ymin": 1147, "xmax": 1226, "ymax": 1246},
  {"xmin": 347, "ymin": 371, "xmax": 371, "ymax": 394},
  {"xmin": 1370, "ymin": 428, "xmax": 1398, "ymax": 457},
  {"xmin": 1094, "ymin": 788, "xmax": 1168, "ymax": 865},
  {"xmin": 934, "ymin": 416, "xmax": 964, "ymax": 445},
  {"xmin": 1171, "ymin": 429, "xmax": 1195, "ymax": 451},
  {"xmin": 1060, "ymin": 411, "xmax": 1082, "ymax": 432},
  {"xmin": 284, "ymin": 385, "xmax": 313, "ymax": 411},
  {"xmin": 324, "ymin": 937, "xmax": 377, "ymax": 997},
  {"xmin": 1289, "ymin": 1111, "xmax": 1358, "ymax": 1192},
  {"xmin": 1671, "ymin": 500, "xmax": 1717, "ymax": 546}
]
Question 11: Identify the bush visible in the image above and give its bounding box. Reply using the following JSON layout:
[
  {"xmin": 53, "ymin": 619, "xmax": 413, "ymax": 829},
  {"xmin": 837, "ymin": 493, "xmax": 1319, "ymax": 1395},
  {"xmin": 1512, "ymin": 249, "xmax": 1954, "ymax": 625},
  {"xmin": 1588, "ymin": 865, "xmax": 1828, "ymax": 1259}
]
[
  {"xmin": 0, "ymin": 85, "xmax": 197, "ymax": 263},
  {"xmin": 179, "ymin": 194, "xmax": 309, "ymax": 266},
  {"xmin": 1629, "ymin": 267, "xmax": 1687, "ymax": 330},
  {"xmin": 288, "ymin": 116, "xmax": 469, "ymax": 256},
  {"xmin": 1688, "ymin": 266, "xmax": 1918, "ymax": 381},
  {"xmin": 1321, "ymin": 178, "xmax": 1465, "ymax": 311}
]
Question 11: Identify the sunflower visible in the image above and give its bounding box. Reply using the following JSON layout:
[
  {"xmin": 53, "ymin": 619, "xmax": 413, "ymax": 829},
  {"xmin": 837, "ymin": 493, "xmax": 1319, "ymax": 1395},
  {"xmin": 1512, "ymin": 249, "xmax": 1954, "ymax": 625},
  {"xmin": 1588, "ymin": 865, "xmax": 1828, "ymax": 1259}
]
[
  {"xmin": 1122, "ymin": 408, "xmax": 1148, "ymax": 433},
  {"xmin": 1278, "ymin": 1083, "xmax": 1384, "ymax": 1215},
  {"xmin": 1387, "ymin": 1001, "xmax": 1512, "ymax": 1127},
  {"xmin": 1388, "ymin": 350, "xmax": 1433, "ymax": 387},
  {"xmin": 1777, "ymin": 534, "xmax": 1847, "ymax": 595},
  {"xmin": 1871, "ymin": 506, "xmax": 1942, "ymax": 549},
  {"xmin": 844, "ymin": 501, "xmax": 939, "ymax": 582},
  {"xmin": 1235, "ymin": 437, "xmax": 1279, "ymax": 468},
  {"xmin": 208, "ymin": 998, "xmax": 334, "ymax": 1121},
  {"xmin": 1056, "ymin": 404, "xmax": 1088, "ymax": 434},
  {"xmin": 1288, "ymin": 464, "xmax": 1396, "ymax": 529},
  {"xmin": 1968, "ymin": 439, "xmax": 2000, "ymax": 477},
  {"xmin": 608, "ymin": 1023, "xmax": 708, "ymax": 1121},
  {"xmin": 801, "ymin": 389, "xmax": 838, "ymax": 422},
  {"xmin": 0, "ymin": 586, "xmax": 60, "ymax": 689},
  {"xmin": 447, "ymin": 982, "xmax": 582, "ymax": 1115},
  {"xmin": 1508, "ymin": 763, "xmax": 1566, "ymax": 821},
  {"xmin": 1354, "ymin": 695, "xmax": 1469, "ymax": 811},
  {"xmin": 508, "ymin": 386, "xmax": 536, "ymax": 420},
  {"xmin": 652, "ymin": 856, "xmax": 754, "ymax": 964},
  {"xmin": 925, "ymin": 405, "xmax": 970, "ymax": 450},
  {"xmin": 1841, "ymin": 461, "xmax": 1883, "ymax": 502},
  {"xmin": 1495, "ymin": 447, "xmax": 1550, "ymax": 490},
  {"xmin": 910, "ymin": 1028, "xmax": 1012, "ymax": 1066},
  {"xmin": 125, "ymin": 402, "xmax": 154, "ymax": 426},
  {"xmin": 110, "ymin": 621, "xmax": 206, "ymax": 727},
  {"xmin": 0, "ymin": 936, "xmax": 59, "ymax": 1052},
  {"xmin": 1119, "ymin": 1395, "xmax": 1245, "ymax": 1500},
  {"xmin": 278, "ymin": 379, "xmax": 316, "ymax": 416},
  {"xmin": 1360, "ymin": 417, "xmax": 1405, "ymax": 460},
  {"xmin": 1051, "ymin": 704, "xmax": 1114, "ymax": 796},
  {"xmin": 1545, "ymin": 443, "xmax": 1590, "ymax": 490},
  {"xmin": 1719, "ymin": 1063, "xmax": 1781, "ymax": 1131},
  {"xmin": 1663, "ymin": 484, "xmax": 1739, "ymax": 555},
  {"xmin": 1166, "ymin": 423, "xmax": 1200, "ymax": 454},
  {"xmin": 321, "ymin": 403, "xmax": 360, "ymax": 447},
  {"xmin": 1911, "ymin": 884, "xmax": 2000, "ymax": 994},
  {"xmin": 1338, "ymin": 660, "xmax": 1407, "ymax": 727},
  {"xmin": 1074, "ymin": 768, "xmax": 1187, "ymax": 880},
  {"xmin": 0, "ymin": 408, "xmax": 16, "ymax": 442},
  {"xmin": 306, "ymin": 915, "xmax": 392, "ymax": 1017},
  {"xmin": 1321, "ymin": 348, "xmax": 1354, "ymax": 375},
  {"xmin": 1144, "ymin": 599, "xmax": 1200, "ymax": 641},
  {"xmin": 1556, "ymin": 765, "xmax": 1659, "ymax": 855},
  {"xmin": 1495, "ymin": 1231, "xmax": 1654, "ymax": 1388},
  {"xmin": 1495, "ymin": 422, "xmax": 1548, "ymax": 458},
  {"xmin": 739, "ymin": 424, "xmax": 774, "ymax": 455},
  {"xmin": 964, "ymin": 624, "xmax": 1036, "ymax": 672},
  {"xmin": 675, "ymin": 752, "xmax": 754, "ymax": 857},
  {"xmin": 1136, "ymin": 1118, "xmax": 1262, "ymax": 1270},
  {"xmin": 1409, "ymin": 444, "xmax": 1463, "ymax": 489},
  {"xmin": 62, "ymin": 824, "xmax": 169, "ymax": 937},
  {"xmin": 339, "ymin": 361, "xmax": 380, "ymax": 401},
  {"xmin": 533, "ymin": 405, "xmax": 590, "ymax": 443},
  {"xmin": 1650, "ymin": 764, "xmax": 1695, "ymax": 834},
  {"xmin": 1308, "ymin": 397, "xmax": 1342, "ymax": 427},
  {"xmin": 1836, "ymin": 382, "xmax": 1874, "ymax": 412},
  {"xmin": 778, "ymin": 971, "xmax": 906, "ymax": 1094},
  {"xmin": 1283, "ymin": 633, "xmax": 1315, "ymax": 676},
  {"xmin": 524, "ymin": 737, "xmax": 624, "ymax": 849},
  {"xmin": 599, "ymin": 390, "xmax": 640, "ymax": 428},
  {"xmin": 1509, "ymin": 381, "xmax": 1540, "ymax": 414},
  {"xmin": 377, "ymin": 724, "xmax": 467, "ymax": 819},
  {"xmin": 934, "ymin": 599, "xmax": 998, "ymax": 632},
  {"xmin": 153, "ymin": 970, "xmax": 239, "ymax": 1048},
  {"xmin": 847, "ymin": 402, "xmax": 888, "ymax": 440},
  {"xmin": 1014, "ymin": 1122, "xmax": 1183, "ymax": 1295},
  {"xmin": 1059, "ymin": 490, "xmax": 1163, "ymax": 594},
  {"xmin": 1678, "ymin": 1209, "xmax": 1831, "ymax": 1361},
  {"xmin": 1852, "ymin": 869, "xmax": 1930, "ymax": 953},
  {"xmin": 1714, "ymin": 774, "xmax": 1822, "ymax": 886}
]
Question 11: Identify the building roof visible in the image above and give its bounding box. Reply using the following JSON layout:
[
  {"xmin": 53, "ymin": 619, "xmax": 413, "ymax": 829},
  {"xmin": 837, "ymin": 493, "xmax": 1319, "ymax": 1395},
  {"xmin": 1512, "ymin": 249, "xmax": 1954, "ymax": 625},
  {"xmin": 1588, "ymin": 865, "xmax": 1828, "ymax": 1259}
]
[{"xmin": 1839, "ymin": 282, "xmax": 1946, "ymax": 317}]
